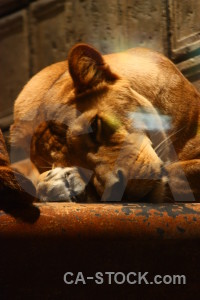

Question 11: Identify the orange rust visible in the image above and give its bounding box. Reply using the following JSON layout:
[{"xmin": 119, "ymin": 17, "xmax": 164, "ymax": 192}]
[{"xmin": 1, "ymin": 203, "xmax": 200, "ymax": 239}]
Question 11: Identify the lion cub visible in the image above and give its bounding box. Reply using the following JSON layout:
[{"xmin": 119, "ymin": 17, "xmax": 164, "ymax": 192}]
[{"xmin": 10, "ymin": 44, "xmax": 200, "ymax": 203}]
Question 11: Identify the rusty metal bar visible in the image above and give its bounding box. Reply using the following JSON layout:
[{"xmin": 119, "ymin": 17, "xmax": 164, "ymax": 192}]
[
  {"xmin": 1, "ymin": 203, "xmax": 200, "ymax": 239},
  {"xmin": 1, "ymin": 203, "xmax": 200, "ymax": 298}
]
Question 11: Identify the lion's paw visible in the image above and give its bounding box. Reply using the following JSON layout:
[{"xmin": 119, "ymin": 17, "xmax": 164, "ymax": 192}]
[{"xmin": 36, "ymin": 167, "xmax": 87, "ymax": 202}]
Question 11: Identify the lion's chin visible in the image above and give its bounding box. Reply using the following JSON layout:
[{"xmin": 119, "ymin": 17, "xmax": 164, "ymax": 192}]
[
  {"xmin": 100, "ymin": 179, "xmax": 166, "ymax": 203},
  {"xmin": 122, "ymin": 177, "xmax": 168, "ymax": 203}
]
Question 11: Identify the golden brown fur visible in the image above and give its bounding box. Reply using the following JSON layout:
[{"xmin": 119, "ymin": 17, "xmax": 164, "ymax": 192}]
[{"xmin": 10, "ymin": 44, "xmax": 200, "ymax": 202}]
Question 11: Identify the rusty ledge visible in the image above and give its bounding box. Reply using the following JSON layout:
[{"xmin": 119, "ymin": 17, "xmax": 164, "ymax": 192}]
[{"xmin": 1, "ymin": 203, "xmax": 200, "ymax": 240}]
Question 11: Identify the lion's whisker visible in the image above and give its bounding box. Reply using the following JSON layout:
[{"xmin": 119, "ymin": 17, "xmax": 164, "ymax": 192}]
[{"xmin": 154, "ymin": 126, "xmax": 185, "ymax": 154}]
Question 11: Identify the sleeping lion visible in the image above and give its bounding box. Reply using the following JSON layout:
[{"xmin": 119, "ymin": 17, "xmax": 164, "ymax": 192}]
[{"xmin": 10, "ymin": 43, "xmax": 200, "ymax": 203}]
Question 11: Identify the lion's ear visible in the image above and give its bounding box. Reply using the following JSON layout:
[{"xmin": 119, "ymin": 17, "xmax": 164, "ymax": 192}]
[{"xmin": 68, "ymin": 43, "xmax": 118, "ymax": 93}]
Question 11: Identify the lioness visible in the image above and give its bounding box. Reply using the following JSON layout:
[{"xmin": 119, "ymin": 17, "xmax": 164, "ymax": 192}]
[{"xmin": 10, "ymin": 43, "xmax": 200, "ymax": 203}]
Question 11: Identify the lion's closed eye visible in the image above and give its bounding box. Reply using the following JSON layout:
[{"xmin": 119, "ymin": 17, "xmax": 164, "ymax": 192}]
[
  {"xmin": 89, "ymin": 113, "xmax": 122, "ymax": 144},
  {"xmin": 89, "ymin": 115, "xmax": 102, "ymax": 143}
]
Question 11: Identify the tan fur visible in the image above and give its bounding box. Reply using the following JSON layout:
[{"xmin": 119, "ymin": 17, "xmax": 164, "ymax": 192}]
[{"xmin": 10, "ymin": 44, "xmax": 200, "ymax": 202}]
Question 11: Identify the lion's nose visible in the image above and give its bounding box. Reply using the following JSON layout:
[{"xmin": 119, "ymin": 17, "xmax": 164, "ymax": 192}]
[
  {"xmin": 101, "ymin": 168, "xmax": 127, "ymax": 202},
  {"xmin": 116, "ymin": 168, "xmax": 127, "ymax": 185}
]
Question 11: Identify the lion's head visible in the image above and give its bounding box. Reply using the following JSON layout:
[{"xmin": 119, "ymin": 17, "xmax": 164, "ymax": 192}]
[
  {"xmin": 40, "ymin": 45, "xmax": 169, "ymax": 202},
  {"xmin": 12, "ymin": 44, "xmax": 176, "ymax": 202}
]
